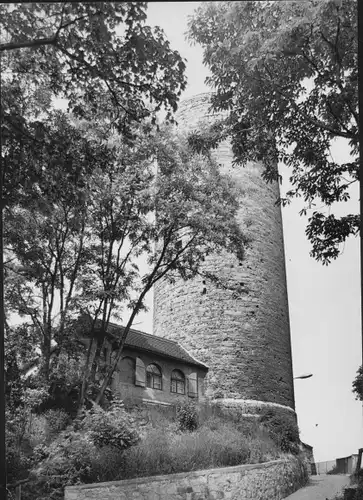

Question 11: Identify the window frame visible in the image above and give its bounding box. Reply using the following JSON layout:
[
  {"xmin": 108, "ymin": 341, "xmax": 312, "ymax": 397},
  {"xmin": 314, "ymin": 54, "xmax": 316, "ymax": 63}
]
[
  {"xmin": 187, "ymin": 372, "xmax": 198, "ymax": 398},
  {"xmin": 146, "ymin": 363, "xmax": 163, "ymax": 390},
  {"xmin": 170, "ymin": 369, "xmax": 186, "ymax": 395}
]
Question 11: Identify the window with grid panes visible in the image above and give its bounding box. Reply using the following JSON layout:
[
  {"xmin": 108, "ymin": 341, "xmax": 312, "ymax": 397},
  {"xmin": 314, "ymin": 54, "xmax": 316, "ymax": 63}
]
[
  {"xmin": 146, "ymin": 363, "xmax": 162, "ymax": 390},
  {"xmin": 171, "ymin": 369, "xmax": 185, "ymax": 394}
]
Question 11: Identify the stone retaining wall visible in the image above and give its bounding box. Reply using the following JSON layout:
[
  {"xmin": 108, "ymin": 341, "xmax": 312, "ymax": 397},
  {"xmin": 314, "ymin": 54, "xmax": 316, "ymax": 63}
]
[
  {"xmin": 65, "ymin": 458, "xmax": 307, "ymax": 500},
  {"xmin": 210, "ymin": 398, "xmax": 297, "ymax": 420}
]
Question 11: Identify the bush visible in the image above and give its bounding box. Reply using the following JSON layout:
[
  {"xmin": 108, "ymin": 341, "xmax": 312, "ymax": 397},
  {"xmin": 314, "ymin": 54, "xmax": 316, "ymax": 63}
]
[
  {"xmin": 44, "ymin": 409, "xmax": 70, "ymax": 437},
  {"xmin": 352, "ymin": 365, "xmax": 363, "ymax": 401},
  {"xmin": 80, "ymin": 399, "xmax": 139, "ymax": 450},
  {"xmin": 6, "ymin": 446, "xmax": 33, "ymax": 485},
  {"xmin": 6, "ymin": 405, "xmax": 39, "ymax": 484},
  {"xmin": 22, "ymin": 401, "xmax": 140, "ymax": 500},
  {"xmin": 355, "ymin": 476, "xmax": 363, "ymax": 500},
  {"xmin": 27, "ymin": 431, "xmax": 98, "ymax": 500},
  {"xmin": 259, "ymin": 408, "xmax": 300, "ymax": 454},
  {"xmin": 24, "ymin": 409, "xmax": 70, "ymax": 450},
  {"xmin": 176, "ymin": 400, "xmax": 198, "ymax": 431},
  {"xmin": 88, "ymin": 445, "xmax": 125, "ymax": 483}
]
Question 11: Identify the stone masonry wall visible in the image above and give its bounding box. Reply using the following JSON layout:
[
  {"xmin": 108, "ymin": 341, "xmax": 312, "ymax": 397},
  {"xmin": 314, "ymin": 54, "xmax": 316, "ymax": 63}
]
[
  {"xmin": 153, "ymin": 93, "xmax": 295, "ymax": 410},
  {"xmin": 65, "ymin": 458, "xmax": 307, "ymax": 500}
]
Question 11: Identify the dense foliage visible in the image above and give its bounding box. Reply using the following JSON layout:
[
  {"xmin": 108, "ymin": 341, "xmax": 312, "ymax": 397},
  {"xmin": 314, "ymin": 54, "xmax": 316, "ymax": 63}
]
[
  {"xmin": 2, "ymin": 1, "xmax": 248, "ymax": 409},
  {"xmin": 352, "ymin": 365, "xmax": 363, "ymax": 401},
  {"xmin": 0, "ymin": 2, "xmax": 186, "ymax": 129},
  {"xmin": 1, "ymin": 2, "xmax": 188, "ymax": 215},
  {"xmin": 188, "ymin": 0, "xmax": 359, "ymax": 264},
  {"xmin": 176, "ymin": 400, "xmax": 199, "ymax": 432},
  {"xmin": 6, "ymin": 393, "xmax": 305, "ymax": 498},
  {"xmin": 4, "ymin": 115, "xmax": 248, "ymax": 409},
  {"xmin": 80, "ymin": 400, "xmax": 139, "ymax": 450},
  {"xmin": 29, "ymin": 404, "xmax": 293, "ymax": 494},
  {"xmin": 259, "ymin": 408, "xmax": 300, "ymax": 455},
  {"xmin": 2, "ymin": 4, "xmax": 252, "ymax": 493},
  {"xmin": 18, "ymin": 402, "xmax": 139, "ymax": 500}
]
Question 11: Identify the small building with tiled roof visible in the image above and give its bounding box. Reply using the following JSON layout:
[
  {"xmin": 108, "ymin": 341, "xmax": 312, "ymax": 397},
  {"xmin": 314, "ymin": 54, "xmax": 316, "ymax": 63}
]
[
  {"xmin": 21, "ymin": 317, "xmax": 209, "ymax": 407},
  {"xmin": 85, "ymin": 319, "xmax": 209, "ymax": 407}
]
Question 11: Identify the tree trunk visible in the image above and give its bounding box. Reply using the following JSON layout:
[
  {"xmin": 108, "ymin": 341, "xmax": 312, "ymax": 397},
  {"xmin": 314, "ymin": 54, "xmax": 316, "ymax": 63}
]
[
  {"xmin": 89, "ymin": 334, "xmax": 105, "ymax": 383},
  {"xmin": 41, "ymin": 326, "xmax": 51, "ymax": 381},
  {"xmin": 78, "ymin": 334, "xmax": 95, "ymax": 409},
  {"xmin": 95, "ymin": 234, "xmax": 173, "ymax": 403},
  {"xmin": 94, "ymin": 293, "xmax": 147, "ymax": 404}
]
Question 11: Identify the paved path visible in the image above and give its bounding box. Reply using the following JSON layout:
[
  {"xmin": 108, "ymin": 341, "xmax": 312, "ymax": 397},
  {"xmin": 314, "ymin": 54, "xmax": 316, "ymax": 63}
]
[{"xmin": 283, "ymin": 474, "xmax": 351, "ymax": 500}]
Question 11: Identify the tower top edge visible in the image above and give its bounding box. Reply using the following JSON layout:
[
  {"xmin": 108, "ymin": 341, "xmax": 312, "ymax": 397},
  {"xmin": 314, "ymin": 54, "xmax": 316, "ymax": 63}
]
[
  {"xmin": 180, "ymin": 91, "xmax": 214, "ymax": 102},
  {"xmin": 175, "ymin": 91, "xmax": 227, "ymax": 127},
  {"xmin": 177, "ymin": 91, "xmax": 214, "ymax": 109}
]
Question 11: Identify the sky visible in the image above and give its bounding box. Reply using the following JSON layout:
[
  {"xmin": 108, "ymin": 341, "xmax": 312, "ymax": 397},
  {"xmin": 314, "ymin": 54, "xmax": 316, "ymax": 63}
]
[{"xmin": 136, "ymin": 1, "xmax": 363, "ymax": 463}]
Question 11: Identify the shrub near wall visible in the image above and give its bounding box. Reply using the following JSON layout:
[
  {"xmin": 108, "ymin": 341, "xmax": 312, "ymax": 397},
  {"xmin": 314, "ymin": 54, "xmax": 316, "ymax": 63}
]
[{"xmin": 65, "ymin": 457, "xmax": 308, "ymax": 500}]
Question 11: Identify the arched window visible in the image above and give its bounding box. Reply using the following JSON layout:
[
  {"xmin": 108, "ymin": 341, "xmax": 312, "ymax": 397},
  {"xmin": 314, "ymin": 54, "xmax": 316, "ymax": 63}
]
[
  {"xmin": 146, "ymin": 363, "xmax": 162, "ymax": 390},
  {"xmin": 171, "ymin": 369, "xmax": 185, "ymax": 394}
]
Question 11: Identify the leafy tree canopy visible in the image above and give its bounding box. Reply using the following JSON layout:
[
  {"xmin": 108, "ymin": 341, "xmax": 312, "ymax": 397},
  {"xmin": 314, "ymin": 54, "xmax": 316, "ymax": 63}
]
[
  {"xmin": 4, "ymin": 108, "xmax": 247, "ymax": 404},
  {"xmin": 352, "ymin": 365, "xmax": 363, "ymax": 401},
  {"xmin": 188, "ymin": 0, "xmax": 359, "ymax": 264},
  {"xmin": 1, "ymin": 1, "xmax": 248, "ymax": 410},
  {"xmin": 0, "ymin": 2, "xmax": 187, "ymax": 131}
]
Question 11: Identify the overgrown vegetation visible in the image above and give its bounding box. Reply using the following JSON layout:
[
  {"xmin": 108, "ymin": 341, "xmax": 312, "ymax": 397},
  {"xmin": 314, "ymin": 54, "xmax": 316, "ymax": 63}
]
[
  {"xmin": 352, "ymin": 470, "xmax": 363, "ymax": 500},
  {"xmin": 7, "ymin": 399, "xmax": 306, "ymax": 499},
  {"xmin": 176, "ymin": 400, "xmax": 199, "ymax": 431},
  {"xmin": 259, "ymin": 408, "xmax": 300, "ymax": 455},
  {"xmin": 331, "ymin": 472, "xmax": 363, "ymax": 500},
  {"xmin": 352, "ymin": 365, "xmax": 363, "ymax": 401},
  {"xmin": 188, "ymin": 0, "xmax": 359, "ymax": 265},
  {"xmin": 328, "ymin": 465, "xmax": 363, "ymax": 499},
  {"xmin": 2, "ymin": 4, "xmax": 252, "ymax": 497},
  {"xmin": 117, "ymin": 417, "xmax": 277, "ymax": 480}
]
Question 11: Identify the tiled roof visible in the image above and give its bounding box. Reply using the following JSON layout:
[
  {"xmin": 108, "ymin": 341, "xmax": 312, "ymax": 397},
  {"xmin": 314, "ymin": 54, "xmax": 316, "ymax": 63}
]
[{"xmin": 96, "ymin": 320, "xmax": 208, "ymax": 370}]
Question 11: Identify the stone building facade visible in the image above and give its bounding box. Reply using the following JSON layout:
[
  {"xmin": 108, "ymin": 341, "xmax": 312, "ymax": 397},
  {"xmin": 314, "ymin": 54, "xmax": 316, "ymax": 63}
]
[{"xmin": 153, "ymin": 92, "xmax": 295, "ymax": 418}]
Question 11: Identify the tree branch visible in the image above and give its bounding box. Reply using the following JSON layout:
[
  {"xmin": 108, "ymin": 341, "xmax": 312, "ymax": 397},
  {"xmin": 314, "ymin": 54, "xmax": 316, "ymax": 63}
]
[
  {"xmin": 55, "ymin": 44, "xmax": 151, "ymax": 91},
  {"xmin": 94, "ymin": 228, "xmax": 175, "ymax": 403},
  {"xmin": 16, "ymin": 286, "xmax": 45, "ymax": 338},
  {"xmin": 261, "ymin": 62, "xmax": 355, "ymax": 140},
  {"xmin": 301, "ymin": 47, "xmax": 359, "ymax": 128},
  {"xmin": 0, "ymin": 5, "xmax": 89, "ymax": 53},
  {"xmin": 65, "ymin": 219, "xmax": 85, "ymax": 311},
  {"xmin": 0, "ymin": 36, "xmax": 57, "ymax": 52}
]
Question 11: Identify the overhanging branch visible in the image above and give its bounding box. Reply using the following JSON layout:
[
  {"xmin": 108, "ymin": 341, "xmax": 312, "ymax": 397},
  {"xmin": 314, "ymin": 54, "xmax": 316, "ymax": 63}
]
[
  {"xmin": 261, "ymin": 62, "xmax": 355, "ymax": 140},
  {"xmin": 0, "ymin": 36, "xmax": 57, "ymax": 52}
]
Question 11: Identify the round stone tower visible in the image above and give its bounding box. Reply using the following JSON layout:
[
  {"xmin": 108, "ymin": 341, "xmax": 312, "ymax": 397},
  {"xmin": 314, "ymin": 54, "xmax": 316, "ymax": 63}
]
[{"xmin": 153, "ymin": 93, "xmax": 295, "ymax": 417}]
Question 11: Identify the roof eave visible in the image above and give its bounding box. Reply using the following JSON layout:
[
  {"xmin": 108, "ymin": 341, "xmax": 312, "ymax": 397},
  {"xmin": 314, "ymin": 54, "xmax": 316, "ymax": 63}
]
[{"xmin": 122, "ymin": 343, "xmax": 209, "ymax": 371}]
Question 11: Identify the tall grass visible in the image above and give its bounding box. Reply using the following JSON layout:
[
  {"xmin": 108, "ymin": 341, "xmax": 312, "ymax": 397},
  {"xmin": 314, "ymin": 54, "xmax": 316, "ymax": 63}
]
[{"xmin": 98, "ymin": 415, "xmax": 283, "ymax": 481}]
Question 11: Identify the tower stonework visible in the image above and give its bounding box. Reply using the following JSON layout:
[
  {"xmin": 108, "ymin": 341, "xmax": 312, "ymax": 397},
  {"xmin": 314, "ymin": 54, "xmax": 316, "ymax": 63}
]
[{"xmin": 153, "ymin": 93, "xmax": 295, "ymax": 416}]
